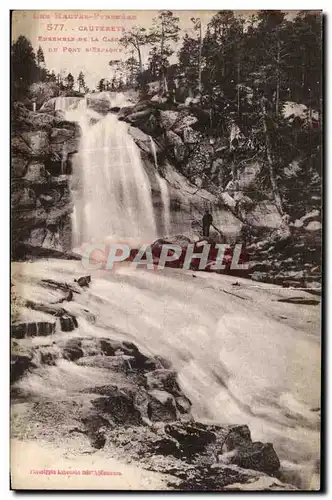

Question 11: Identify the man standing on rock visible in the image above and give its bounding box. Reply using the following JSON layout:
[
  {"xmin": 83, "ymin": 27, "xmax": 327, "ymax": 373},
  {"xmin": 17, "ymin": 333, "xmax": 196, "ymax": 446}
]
[{"xmin": 202, "ymin": 210, "xmax": 213, "ymax": 238}]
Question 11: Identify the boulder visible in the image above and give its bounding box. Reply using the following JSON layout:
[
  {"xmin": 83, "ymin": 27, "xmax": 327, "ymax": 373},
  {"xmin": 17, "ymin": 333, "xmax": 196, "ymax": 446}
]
[
  {"xmin": 12, "ymin": 321, "xmax": 56, "ymax": 339},
  {"xmin": 166, "ymin": 130, "xmax": 185, "ymax": 161},
  {"xmin": 49, "ymin": 128, "xmax": 79, "ymax": 161},
  {"xmin": 39, "ymin": 190, "xmax": 61, "ymax": 207},
  {"xmin": 11, "ymin": 344, "xmax": 34, "ymax": 382},
  {"xmin": 41, "ymin": 229, "xmax": 63, "ymax": 251},
  {"xmin": 11, "ymin": 135, "xmax": 33, "ymax": 156},
  {"xmin": 147, "ymin": 389, "xmax": 177, "ymax": 422},
  {"xmin": 220, "ymin": 425, "xmax": 280, "ymax": 475},
  {"xmin": 28, "ymin": 228, "xmax": 47, "ymax": 247},
  {"xmin": 38, "ymin": 345, "xmax": 61, "ymax": 366},
  {"xmin": 225, "ymin": 442, "xmax": 280, "ymax": 475},
  {"xmin": 145, "ymin": 369, "xmax": 182, "ymax": 396},
  {"xmin": 61, "ymin": 339, "xmax": 84, "ymax": 361},
  {"xmin": 159, "ymin": 110, "xmax": 180, "ymax": 130},
  {"xmin": 11, "ymin": 188, "xmax": 36, "ymax": 209},
  {"xmin": 49, "ymin": 174, "xmax": 69, "ymax": 187},
  {"xmin": 126, "ymin": 108, "xmax": 155, "ymax": 125},
  {"xmin": 175, "ymin": 396, "xmax": 192, "ymax": 415},
  {"xmin": 59, "ymin": 314, "xmax": 78, "ymax": 332},
  {"xmin": 13, "ymin": 109, "xmax": 55, "ymax": 132},
  {"xmin": 21, "ymin": 131, "xmax": 49, "ymax": 157},
  {"xmin": 39, "ymin": 98, "xmax": 57, "ymax": 113},
  {"xmin": 74, "ymin": 275, "xmax": 91, "ymax": 287},
  {"xmin": 23, "ymin": 162, "xmax": 49, "ymax": 184},
  {"xmin": 12, "ymin": 157, "xmax": 29, "ymax": 178},
  {"xmin": 173, "ymin": 114, "xmax": 198, "ymax": 134},
  {"xmin": 165, "ymin": 422, "xmax": 216, "ymax": 456},
  {"xmin": 12, "ymin": 207, "xmax": 48, "ymax": 230},
  {"xmin": 127, "ymin": 126, "xmax": 154, "ymax": 156},
  {"xmin": 50, "ymin": 128, "xmax": 76, "ymax": 143},
  {"xmin": 237, "ymin": 162, "xmax": 261, "ymax": 191},
  {"xmin": 92, "ymin": 386, "xmax": 142, "ymax": 425}
]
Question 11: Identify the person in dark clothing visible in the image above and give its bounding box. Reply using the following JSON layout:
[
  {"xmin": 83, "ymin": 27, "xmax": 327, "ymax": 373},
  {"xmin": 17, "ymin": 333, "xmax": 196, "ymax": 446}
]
[{"xmin": 202, "ymin": 210, "xmax": 213, "ymax": 237}]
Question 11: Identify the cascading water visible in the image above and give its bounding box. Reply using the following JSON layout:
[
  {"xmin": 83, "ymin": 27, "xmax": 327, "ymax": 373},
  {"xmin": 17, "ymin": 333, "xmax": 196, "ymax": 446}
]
[
  {"xmin": 55, "ymin": 96, "xmax": 82, "ymax": 112},
  {"xmin": 63, "ymin": 96, "xmax": 157, "ymax": 247},
  {"xmin": 149, "ymin": 136, "xmax": 171, "ymax": 237}
]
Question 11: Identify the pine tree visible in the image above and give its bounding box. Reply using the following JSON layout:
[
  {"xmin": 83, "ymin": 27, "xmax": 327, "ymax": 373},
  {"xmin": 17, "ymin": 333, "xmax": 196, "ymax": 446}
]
[
  {"xmin": 119, "ymin": 26, "xmax": 148, "ymax": 74},
  {"xmin": 149, "ymin": 11, "xmax": 180, "ymax": 92},
  {"xmin": 97, "ymin": 78, "xmax": 105, "ymax": 92},
  {"xmin": 65, "ymin": 72, "xmax": 75, "ymax": 90},
  {"xmin": 36, "ymin": 45, "xmax": 45, "ymax": 67},
  {"xmin": 77, "ymin": 71, "xmax": 86, "ymax": 93},
  {"xmin": 11, "ymin": 36, "xmax": 39, "ymax": 97}
]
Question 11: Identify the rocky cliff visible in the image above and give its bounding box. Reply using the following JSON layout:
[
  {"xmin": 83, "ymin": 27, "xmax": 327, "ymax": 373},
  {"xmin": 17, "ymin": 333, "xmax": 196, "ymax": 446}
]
[{"xmin": 11, "ymin": 102, "xmax": 80, "ymax": 259}]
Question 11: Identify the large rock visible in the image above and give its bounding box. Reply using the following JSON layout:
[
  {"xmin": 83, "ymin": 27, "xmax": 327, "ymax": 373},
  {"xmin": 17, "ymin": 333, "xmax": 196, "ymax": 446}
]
[
  {"xmin": 92, "ymin": 386, "xmax": 142, "ymax": 425},
  {"xmin": 50, "ymin": 127, "xmax": 76, "ymax": 143},
  {"xmin": 225, "ymin": 442, "xmax": 280, "ymax": 475},
  {"xmin": 12, "ymin": 321, "xmax": 56, "ymax": 339},
  {"xmin": 160, "ymin": 110, "xmax": 180, "ymax": 130},
  {"xmin": 61, "ymin": 339, "xmax": 84, "ymax": 361},
  {"xmin": 12, "ymin": 157, "xmax": 29, "ymax": 178},
  {"xmin": 23, "ymin": 162, "xmax": 49, "ymax": 184},
  {"xmin": 11, "ymin": 343, "xmax": 34, "ymax": 382},
  {"xmin": 220, "ymin": 425, "xmax": 280, "ymax": 475},
  {"xmin": 12, "ymin": 135, "xmax": 33, "ymax": 156},
  {"xmin": 147, "ymin": 389, "xmax": 177, "ymax": 422},
  {"xmin": 12, "ymin": 102, "xmax": 55, "ymax": 131},
  {"xmin": 12, "ymin": 207, "xmax": 48, "ymax": 230},
  {"xmin": 166, "ymin": 130, "xmax": 185, "ymax": 161},
  {"xmin": 125, "ymin": 108, "xmax": 154, "ymax": 125},
  {"xmin": 237, "ymin": 162, "xmax": 261, "ymax": 190},
  {"xmin": 21, "ymin": 131, "xmax": 49, "ymax": 158},
  {"xmin": 28, "ymin": 227, "xmax": 47, "ymax": 246},
  {"xmin": 49, "ymin": 128, "xmax": 80, "ymax": 161},
  {"xmin": 127, "ymin": 126, "xmax": 156, "ymax": 156},
  {"xmin": 11, "ymin": 187, "xmax": 36, "ymax": 209},
  {"xmin": 145, "ymin": 369, "xmax": 182, "ymax": 396},
  {"xmin": 39, "ymin": 97, "xmax": 57, "ymax": 113},
  {"xmin": 165, "ymin": 422, "xmax": 216, "ymax": 457}
]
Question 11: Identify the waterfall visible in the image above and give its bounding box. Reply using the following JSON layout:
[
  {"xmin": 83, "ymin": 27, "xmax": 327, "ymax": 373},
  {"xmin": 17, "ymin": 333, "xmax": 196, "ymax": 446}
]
[
  {"xmin": 55, "ymin": 96, "xmax": 82, "ymax": 112},
  {"xmin": 149, "ymin": 136, "xmax": 171, "ymax": 237},
  {"xmin": 65, "ymin": 97, "xmax": 157, "ymax": 247},
  {"xmin": 156, "ymin": 175, "xmax": 171, "ymax": 237}
]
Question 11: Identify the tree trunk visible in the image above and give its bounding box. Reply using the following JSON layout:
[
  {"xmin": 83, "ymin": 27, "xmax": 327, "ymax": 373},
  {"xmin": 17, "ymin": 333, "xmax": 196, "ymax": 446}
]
[
  {"xmin": 137, "ymin": 47, "xmax": 143, "ymax": 74},
  {"xmin": 260, "ymin": 96, "xmax": 283, "ymax": 215},
  {"xmin": 160, "ymin": 20, "xmax": 165, "ymax": 93},
  {"xmin": 276, "ymin": 39, "xmax": 280, "ymax": 116},
  {"xmin": 237, "ymin": 62, "xmax": 240, "ymax": 115},
  {"xmin": 198, "ymin": 21, "xmax": 202, "ymax": 93}
]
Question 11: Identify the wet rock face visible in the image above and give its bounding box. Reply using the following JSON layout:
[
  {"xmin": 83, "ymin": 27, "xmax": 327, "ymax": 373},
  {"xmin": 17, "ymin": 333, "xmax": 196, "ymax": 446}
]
[
  {"xmin": 11, "ymin": 102, "xmax": 80, "ymax": 259},
  {"xmin": 12, "ymin": 321, "xmax": 56, "ymax": 339},
  {"xmin": 11, "ymin": 343, "xmax": 34, "ymax": 383}
]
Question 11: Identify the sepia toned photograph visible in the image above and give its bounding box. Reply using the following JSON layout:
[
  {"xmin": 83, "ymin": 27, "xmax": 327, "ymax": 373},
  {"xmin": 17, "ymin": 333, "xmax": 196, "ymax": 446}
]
[{"xmin": 10, "ymin": 9, "xmax": 322, "ymax": 491}]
